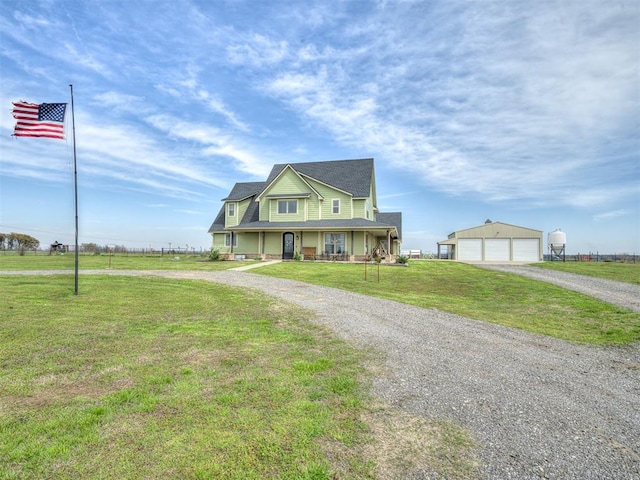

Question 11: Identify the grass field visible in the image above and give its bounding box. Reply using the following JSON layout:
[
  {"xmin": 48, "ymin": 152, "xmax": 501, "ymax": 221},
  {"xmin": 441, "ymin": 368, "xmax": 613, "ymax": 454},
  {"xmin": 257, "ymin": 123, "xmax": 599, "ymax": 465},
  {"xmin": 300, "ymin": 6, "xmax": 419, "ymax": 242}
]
[
  {"xmin": 0, "ymin": 252, "xmax": 239, "ymax": 271},
  {"xmin": 2, "ymin": 255, "xmax": 637, "ymax": 478},
  {"xmin": 255, "ymin": 260, "xmax": 640, "ymax": 345},
  {"xmin": 532, "ymin": 261, "xmax": 640, "ymax": 285},
  {"xmin": 0, "ymin": 274, "xmax": 477, "ymax": 479}
]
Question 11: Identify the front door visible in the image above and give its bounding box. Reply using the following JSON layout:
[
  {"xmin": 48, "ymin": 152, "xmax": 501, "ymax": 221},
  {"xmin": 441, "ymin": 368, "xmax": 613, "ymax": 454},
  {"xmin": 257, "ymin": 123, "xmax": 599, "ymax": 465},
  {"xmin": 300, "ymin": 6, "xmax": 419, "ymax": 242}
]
[{"xmin": 282, "ymin": 232, "xmax": 294, "ymax": 259}]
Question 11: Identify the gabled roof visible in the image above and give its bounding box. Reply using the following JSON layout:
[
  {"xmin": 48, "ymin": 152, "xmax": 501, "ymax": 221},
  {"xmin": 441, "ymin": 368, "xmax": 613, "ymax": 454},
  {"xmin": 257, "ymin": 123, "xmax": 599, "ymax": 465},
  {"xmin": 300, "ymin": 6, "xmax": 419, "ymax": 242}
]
[
  {"xmin": 265, "ymin": 158, "xmax": 374, "ymax": 198},
  {"xmin": 222, "ymin": 181, "xmax": 265, "ymax": 201},
  {"xmin": 208, "ymin": 158, "xmax": 399, "ymax": 236},
  {"xmin": 377, "ymin": 212, "xmax": 402, "ymax": 240},
  {"xmin": 207, "ymin": 206, "xmax": 226, "ymax": 233},
  {"xmin": 448, "ymin": 221, "xmax": 543, "ymax": 237},
  {"xmin": 256, "ymin": 164, "xmax": 324, "ymax": 202}
]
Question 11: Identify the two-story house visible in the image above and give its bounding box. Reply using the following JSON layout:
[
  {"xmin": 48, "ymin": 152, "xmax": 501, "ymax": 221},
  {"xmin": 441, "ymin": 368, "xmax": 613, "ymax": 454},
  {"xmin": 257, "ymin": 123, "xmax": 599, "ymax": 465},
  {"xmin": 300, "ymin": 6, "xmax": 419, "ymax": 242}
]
[{"xmin": 208, "ymin": 158, "xmax": 402, "ymax": 261}]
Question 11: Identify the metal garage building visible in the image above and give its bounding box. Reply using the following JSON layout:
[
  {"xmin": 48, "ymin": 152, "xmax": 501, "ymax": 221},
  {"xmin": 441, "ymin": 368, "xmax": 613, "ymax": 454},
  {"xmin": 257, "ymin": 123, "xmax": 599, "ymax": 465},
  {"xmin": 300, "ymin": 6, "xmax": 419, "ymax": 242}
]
[{"xmin": 437, "ymin": 220, "xmax": 543, "ymax": 262}]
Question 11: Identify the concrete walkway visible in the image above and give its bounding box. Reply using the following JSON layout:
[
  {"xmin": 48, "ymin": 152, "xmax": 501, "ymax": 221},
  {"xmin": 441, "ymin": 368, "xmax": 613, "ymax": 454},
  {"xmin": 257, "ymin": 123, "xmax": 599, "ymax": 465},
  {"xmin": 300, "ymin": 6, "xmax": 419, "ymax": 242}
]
[{"xmin": 228, "ymin": 259, "xmax": 282, "ymax": 271}]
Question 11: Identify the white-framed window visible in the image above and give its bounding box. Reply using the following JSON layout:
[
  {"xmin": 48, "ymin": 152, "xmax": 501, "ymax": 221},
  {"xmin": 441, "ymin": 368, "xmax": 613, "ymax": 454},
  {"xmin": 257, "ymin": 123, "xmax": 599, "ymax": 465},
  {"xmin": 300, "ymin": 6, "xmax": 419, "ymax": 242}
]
[
  {"xmin": 332, "ymin": 199, "xmax": 340, "ymax": 214},
  {"xmin": 278, "ymin": 199, "xmax": 297, "ymax": 214},
  {"xmin": 365, "ymin": 200, "xmax": 370, "ymax": 219},
  {"xmin": 324, "ymin": 233, "xmax": 346, "ymax": 254},
  {"xmin": 225, "ymin": 233, "xmax": 237, "ymax": 247},
  {"xmin": 228, "ymin": 202, "xmax": 235, "ymax": 217}
]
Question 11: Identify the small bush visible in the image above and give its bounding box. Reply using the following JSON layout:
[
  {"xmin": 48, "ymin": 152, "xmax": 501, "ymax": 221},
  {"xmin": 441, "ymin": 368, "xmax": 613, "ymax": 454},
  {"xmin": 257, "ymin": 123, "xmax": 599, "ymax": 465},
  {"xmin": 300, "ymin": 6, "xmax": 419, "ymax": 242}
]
[
  {"xmin": 397, "ymin": 255, "xmax": 409, "ymax": 265},
  {"xmin": 209, "ymin": 249, "xmax": 221, "ymax": 261}
]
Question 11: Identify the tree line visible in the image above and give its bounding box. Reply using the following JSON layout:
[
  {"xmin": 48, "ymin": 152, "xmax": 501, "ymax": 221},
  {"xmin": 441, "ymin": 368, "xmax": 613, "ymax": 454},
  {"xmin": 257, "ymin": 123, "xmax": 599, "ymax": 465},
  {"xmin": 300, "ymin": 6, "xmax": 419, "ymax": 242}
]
[{"xmin": 0, "ymin": 232, "xmax": 40, "ymax": 252}]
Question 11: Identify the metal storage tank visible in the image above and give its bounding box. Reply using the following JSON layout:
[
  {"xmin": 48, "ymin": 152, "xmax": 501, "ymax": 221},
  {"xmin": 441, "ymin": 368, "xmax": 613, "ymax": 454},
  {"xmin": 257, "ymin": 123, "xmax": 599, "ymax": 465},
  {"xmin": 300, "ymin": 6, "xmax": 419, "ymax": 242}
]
[{"xmin": 548, "ymin": 229, "xmax": 566, "ymax": 261}]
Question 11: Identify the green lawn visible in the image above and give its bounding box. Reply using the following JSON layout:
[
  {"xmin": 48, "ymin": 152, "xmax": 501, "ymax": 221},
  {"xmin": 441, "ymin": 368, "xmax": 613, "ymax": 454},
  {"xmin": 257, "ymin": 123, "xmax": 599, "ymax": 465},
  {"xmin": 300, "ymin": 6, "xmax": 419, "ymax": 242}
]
[
  {"xmin": 0, "ymin": 274, "xmax": 477, "ymax": 480},
  {"xmin": 3, "ymin": 256, "xmax": 635, "ymax": 478},
  {"xmin": 532, "ymin": 261, "xmax": 640, "ymax": 285},
  {"xmin": 0, "ymin": 252, "xmax": 241, "ymax": 271},
  {"xmin": 256, "ymin": 260, "xmax": 640, "ymax": 345}
]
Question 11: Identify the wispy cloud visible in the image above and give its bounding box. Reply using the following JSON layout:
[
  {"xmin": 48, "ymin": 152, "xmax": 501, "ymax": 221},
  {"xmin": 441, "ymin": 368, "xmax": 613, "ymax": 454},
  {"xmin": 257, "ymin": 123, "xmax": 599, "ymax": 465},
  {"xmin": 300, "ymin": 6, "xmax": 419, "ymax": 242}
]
[
  {"xmin": 593, "ymin": 209, "xmax": 632, "ymax": 222},
  {"xmin": 1, "ymin": 0, "xmax": 637, "ymax": 253},
  {"xmin": 145, "ymin": 114, "xmax": 271, "ymax": 178},
  {"xmin": 256, "ymin": 1, "xmax": 638, "ymax": 207},
  {"xmin": 227, "ymin": 33, "xmax": 289, "ymax": 67}
]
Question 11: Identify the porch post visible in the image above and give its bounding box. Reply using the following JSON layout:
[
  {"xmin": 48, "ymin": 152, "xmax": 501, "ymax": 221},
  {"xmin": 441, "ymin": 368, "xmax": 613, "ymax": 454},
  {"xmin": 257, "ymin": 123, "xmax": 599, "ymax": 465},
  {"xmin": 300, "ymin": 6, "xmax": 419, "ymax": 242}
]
[
  {"xmin": 387, "ymin": 230, "xmax": 391, "ymax": 260},
  {"xmin": 350, "ymin": 231, "xmax": 354, "ymax": 258}
]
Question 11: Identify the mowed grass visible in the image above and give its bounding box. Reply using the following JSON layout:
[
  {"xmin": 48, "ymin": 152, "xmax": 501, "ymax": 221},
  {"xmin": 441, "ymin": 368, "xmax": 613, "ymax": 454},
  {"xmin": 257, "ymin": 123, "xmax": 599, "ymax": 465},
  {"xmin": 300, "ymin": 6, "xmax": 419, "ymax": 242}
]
[
  {"xmin": 0, "ymin": 275, "xmax": 369, "ymax": 479},
  {"xmin": 0, "ymin": 274, "xmax": 477, "ymax": 480},
  {"xmin": 532, "ymin": 261, "xmax": 640, "ymax": 285},
  {"xmin": 256, "ymin": 261, "xmax": 640, "ymax": 345},
  {"xmin": 0, "ymin": 252, "xmax": 241, "ymax": 271}
]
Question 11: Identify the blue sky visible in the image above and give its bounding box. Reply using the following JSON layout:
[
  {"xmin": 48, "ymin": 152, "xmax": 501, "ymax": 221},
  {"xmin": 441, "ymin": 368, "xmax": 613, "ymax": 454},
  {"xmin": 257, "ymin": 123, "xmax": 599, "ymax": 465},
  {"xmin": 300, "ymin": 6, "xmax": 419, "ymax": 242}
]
[{"xmin": 1, "ymin": 0, "xmax": 638, "ymax": 255}]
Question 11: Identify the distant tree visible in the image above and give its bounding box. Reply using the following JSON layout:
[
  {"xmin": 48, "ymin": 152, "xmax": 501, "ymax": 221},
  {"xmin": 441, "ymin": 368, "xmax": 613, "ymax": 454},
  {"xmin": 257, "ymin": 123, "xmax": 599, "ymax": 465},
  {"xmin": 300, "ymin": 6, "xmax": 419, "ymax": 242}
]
[
  {"xmin": 82, "ymin": 242, "xmax": 99, "ymax": 253},
  {"xmin": 0, "ymin": 232, "xmax": 40, "ymax": 253},
  {"xmin": 5, "ymin": 232, "xmax": 40, "ymax": 254}
]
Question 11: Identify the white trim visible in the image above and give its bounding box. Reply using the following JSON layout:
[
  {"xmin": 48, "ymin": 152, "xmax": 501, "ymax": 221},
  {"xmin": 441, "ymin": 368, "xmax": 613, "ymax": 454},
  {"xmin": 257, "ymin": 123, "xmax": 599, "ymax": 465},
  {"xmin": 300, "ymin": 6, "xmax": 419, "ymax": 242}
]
[
  {"xmin": 298, "ymin": 172, "xmax": 352, "ymax": 197},
  {"xmin": 277, "ymin": 199, "xmax": 298, "ymax": 214},
  {"xmin": 225, "ymin": 232, "xmax": 238, "ymax": 247},
  {"xmin": 255, "ymin": 164, "xmax": 323, "ymax": 202}
]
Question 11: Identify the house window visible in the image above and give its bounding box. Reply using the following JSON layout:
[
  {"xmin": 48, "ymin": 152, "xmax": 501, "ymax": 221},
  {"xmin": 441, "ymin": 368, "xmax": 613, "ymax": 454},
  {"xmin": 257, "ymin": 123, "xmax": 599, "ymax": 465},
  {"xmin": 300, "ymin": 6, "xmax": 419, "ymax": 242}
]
[
  {"xmin": 324, "ymin": 233, "xmax": 345, "ymax": 255},
  {"xmin": 278, "ymin": 199, "xmax": 297, "ymax": 214},
  {"xmin": 228, "ymin": 203, "xmax": 235, "ymax": 217},
  {"xmin": 225, "ymin": 233, "xmax": 237, "ymax": 247},
  {"xmin": 332, "ymin": 199, "xmax": 340, "ymax": 214},
  {"xmin": 365, "ymin": 200, "xmax": 370, "ymax": 219}
]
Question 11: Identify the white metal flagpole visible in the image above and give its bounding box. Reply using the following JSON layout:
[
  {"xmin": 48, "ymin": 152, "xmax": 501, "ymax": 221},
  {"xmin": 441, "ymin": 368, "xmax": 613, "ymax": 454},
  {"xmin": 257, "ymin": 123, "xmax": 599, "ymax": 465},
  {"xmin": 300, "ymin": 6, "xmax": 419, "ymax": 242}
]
[{"xmin": 69, "ymin": 84, "xmax": 79, "ymax": 295}]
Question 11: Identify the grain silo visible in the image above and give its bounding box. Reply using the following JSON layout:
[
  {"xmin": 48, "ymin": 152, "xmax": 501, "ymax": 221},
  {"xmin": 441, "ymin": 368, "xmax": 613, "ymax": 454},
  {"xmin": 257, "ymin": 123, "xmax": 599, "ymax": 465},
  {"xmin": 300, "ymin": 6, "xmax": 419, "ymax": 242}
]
[{"xmin": 548, "ymin": 229, "xmax": 566, "ymax": 262}]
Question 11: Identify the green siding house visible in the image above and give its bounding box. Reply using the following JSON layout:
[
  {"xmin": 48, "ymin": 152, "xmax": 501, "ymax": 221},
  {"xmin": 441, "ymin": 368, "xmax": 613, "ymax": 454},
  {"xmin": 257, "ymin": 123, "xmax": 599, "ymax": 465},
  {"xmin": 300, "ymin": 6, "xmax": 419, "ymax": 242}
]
[{"xmin": 208, "ymin": 158, "xmax": 402, "ymax": 261}]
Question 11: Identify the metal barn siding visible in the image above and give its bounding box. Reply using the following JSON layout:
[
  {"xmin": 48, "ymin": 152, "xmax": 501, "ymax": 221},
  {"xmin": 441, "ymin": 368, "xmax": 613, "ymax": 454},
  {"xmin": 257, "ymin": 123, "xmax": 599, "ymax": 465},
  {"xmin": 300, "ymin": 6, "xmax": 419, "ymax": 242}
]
[{"xmin": 439, "ymin": 221, "xmax": 543, "ymax": 262}]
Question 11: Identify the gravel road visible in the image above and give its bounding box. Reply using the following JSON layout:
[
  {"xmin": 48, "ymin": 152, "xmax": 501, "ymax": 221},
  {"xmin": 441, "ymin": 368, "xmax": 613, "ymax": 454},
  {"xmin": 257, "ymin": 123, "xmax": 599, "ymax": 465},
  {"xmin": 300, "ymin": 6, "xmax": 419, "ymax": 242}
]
[{"xmin": 4, "ymin": 268, "xmax": 640, "ymax": 479}]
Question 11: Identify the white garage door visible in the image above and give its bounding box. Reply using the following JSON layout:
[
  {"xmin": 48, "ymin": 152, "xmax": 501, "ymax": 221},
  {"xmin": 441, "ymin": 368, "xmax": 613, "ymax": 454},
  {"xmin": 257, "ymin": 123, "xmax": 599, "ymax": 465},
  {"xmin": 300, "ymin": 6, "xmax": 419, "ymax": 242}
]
[
  {"xmin": 458, "ymin": 239, "xmax": 482, "ymax": 261},
  {"xmin": 513, "ymin": 239, "xmax": 540, "ymax": 262},
  {"xmin": 485, "ymin": 239, "xmax": 510, "ymax": 261}
]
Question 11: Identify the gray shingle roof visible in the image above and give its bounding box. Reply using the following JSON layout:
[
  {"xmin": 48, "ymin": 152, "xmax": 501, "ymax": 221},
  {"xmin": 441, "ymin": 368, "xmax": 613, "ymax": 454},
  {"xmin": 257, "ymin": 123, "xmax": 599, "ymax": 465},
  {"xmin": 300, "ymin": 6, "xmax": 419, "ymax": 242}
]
[
  {"xmin": 265, "ymin": 158, "xmax": 373, "ymax": 197},
  {"xmin": 222, "ymin": 181, "xmax": 265, "ymax": 201},
  {"xmin": 376, "ymin": 212, "xmax": 402, "ymax": 240},
  {"xmin": 229, "ymin": 218, "xmax": 399, "ymax": 233},
  {"xmin": 209, "ymin": 158, "xmax": 401, "ymax": 238},
  {"xmin": 207, "ymin": 206, "xmax": 226, "ymax": 233}
]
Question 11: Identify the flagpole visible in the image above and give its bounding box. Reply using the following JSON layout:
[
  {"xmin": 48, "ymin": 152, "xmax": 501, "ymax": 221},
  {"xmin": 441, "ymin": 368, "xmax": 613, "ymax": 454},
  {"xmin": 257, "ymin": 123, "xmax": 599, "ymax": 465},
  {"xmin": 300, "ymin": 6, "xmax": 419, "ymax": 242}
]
[{"xmin": 70, "ymin": 84, "xmax": 79, "ymax": 295}]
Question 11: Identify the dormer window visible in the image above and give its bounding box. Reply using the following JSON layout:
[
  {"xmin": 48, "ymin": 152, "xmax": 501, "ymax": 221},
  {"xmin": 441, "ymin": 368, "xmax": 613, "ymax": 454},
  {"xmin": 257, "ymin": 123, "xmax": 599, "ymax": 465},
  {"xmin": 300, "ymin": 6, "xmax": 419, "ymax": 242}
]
[
  {"xmin": 332, "ymin": 199, "xmax": 340, "ymax": 214},
  {"xmin": 228, "ymin": 203, "xmax": 235, "ymax": 217},
  {"xmin": 278, "ymin": 199, "xmax": 297, "ymax": 214}
]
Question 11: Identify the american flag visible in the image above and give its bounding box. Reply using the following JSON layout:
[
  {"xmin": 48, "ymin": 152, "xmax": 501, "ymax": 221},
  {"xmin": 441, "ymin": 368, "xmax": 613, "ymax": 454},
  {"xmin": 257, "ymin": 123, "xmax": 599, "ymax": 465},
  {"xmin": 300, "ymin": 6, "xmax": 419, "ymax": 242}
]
[{"xmin": 12, "ymin": 101, "xmax": 67, "ymax": 140}]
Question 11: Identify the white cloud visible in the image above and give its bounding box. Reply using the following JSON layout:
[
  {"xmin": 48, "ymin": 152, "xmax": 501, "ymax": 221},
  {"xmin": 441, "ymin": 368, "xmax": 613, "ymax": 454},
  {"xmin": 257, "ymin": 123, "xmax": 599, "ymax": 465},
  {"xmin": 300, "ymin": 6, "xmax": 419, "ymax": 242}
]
[
  {"xmin": 145, "ymin": 114, "xmax": 271, "ymax": 178},
  {"xmin": 227, "ymin": 33, "xmax": 289, "ymax": 66},
  {"xmin": 593, "ymin": 209, "xmax": 632, "ymax": 222},
  {"xmin": 256, "ymin": 1, "xmax": 638, "ymax": 208}
]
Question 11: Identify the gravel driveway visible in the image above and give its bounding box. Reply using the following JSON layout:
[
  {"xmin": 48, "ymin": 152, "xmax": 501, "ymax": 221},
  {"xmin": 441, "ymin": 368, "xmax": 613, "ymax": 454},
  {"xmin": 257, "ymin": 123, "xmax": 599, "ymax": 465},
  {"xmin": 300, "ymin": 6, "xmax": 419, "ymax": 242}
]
[
  {"xmin": 475, "ymin": 264, "xmax": 640, "ymax": 313},
  {"xmin": 4, "ymin": 268, "xmax": 640, "ymax": 479}
]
